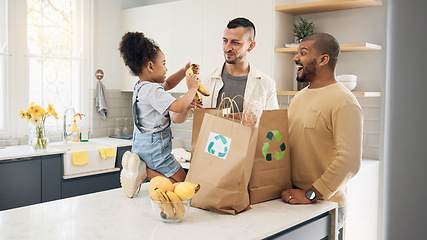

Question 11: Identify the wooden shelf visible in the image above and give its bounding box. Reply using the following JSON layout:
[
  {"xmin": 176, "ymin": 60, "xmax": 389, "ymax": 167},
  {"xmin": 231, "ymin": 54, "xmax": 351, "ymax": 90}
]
[
  {"xmin": 275, "ymin": 0, "xmax": 383, "ymax": 15},
  {"xmin": 277, "ymin": 90, "xmax": 381, "ymax": 97},
  {"xmin": 275, "ymin": 42, "xmax": 382, "ymax": 54}
]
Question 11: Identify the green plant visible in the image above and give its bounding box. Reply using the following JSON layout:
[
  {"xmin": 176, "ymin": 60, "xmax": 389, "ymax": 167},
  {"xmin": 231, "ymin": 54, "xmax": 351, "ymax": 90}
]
[{"xmin": 293, "ymin": 17, "xmax": 315, "ymax": 43}]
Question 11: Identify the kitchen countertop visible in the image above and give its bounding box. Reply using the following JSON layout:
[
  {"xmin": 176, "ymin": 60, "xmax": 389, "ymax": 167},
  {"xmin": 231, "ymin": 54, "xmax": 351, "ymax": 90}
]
[
  {"xmin": 0, "ymin": 183, "xmax": 337, "ymax": 240},
  {"xmin": 0, "ymin": 137, "xmax": 132, "ymax": 161}
]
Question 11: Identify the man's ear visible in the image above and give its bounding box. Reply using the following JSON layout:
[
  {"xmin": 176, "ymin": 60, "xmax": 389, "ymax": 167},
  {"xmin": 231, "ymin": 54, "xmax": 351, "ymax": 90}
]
[
  {"xmin": 318, "ymin": 54, "xmax": 330, "ymax": 67},
  {"xmin": 247, "ymin": 40, "xmax": 256, "ymax": 53}
]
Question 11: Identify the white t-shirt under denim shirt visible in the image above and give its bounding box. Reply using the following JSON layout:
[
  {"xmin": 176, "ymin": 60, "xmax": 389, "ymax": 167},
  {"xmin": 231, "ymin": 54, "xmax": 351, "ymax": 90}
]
[{"xmin": 134, "ymin": 81, "xmax": 176, "ymax": 134}]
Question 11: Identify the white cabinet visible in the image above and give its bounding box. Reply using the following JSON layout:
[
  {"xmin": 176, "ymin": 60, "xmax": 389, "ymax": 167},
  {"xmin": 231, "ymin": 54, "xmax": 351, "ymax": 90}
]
[
  {"xmin": 346, "ymin": 159, "xmax": 380, "ymax": 240},
  {"xmin": 171, "ymin": 0, "xmax": 203, "ymax": 93},
  {"xmin": 235, "ymin": 0, "xmax": 274, "ymax": 77},
  {"xmin": 200, "ymin": 0, "xmax": 235, "ymax": 71},
  {"xmin": 120, "ymin": 6, "xmax": 147, "ymax": 92},
  {"xmin": 120, "ymin": 0, "xmax": 278, "ymax": 93}
]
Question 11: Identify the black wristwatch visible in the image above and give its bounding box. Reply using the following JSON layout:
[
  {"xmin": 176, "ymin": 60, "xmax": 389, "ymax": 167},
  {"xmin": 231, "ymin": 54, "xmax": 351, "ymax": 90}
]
[{"xmin": 305, "ymin": 190, "xmax": 316, "ymax": 201}]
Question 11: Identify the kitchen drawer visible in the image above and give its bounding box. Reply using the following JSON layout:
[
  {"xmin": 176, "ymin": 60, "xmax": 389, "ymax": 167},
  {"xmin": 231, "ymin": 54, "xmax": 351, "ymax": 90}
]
[
  {"xmin": 61, "ymin": 171, "xmax": 121, "ymax": 199},
  {"xmin": 263, "ymin": 212, "xmax": 331, "ymax": 240}
]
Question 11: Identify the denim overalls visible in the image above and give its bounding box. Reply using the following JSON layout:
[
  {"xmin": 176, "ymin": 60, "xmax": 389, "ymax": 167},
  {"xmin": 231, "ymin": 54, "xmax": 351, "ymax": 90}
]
[{"xmin": 131, "ymin": 81, "xmax": 181, "ymax": 178}]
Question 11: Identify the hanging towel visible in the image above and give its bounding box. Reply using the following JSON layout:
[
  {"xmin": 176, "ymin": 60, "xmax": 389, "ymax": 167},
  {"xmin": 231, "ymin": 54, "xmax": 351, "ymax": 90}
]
[
  {"xmin": 99, "ymin": 147, "xmax": 116, "ymax": 160},
  {"xmin": 95, "ymin": 81, "xmax": 108, "ymax": 120},
  {"xmin": 72, "ymin": 151, "xmax": 89, "ymax": 166}
]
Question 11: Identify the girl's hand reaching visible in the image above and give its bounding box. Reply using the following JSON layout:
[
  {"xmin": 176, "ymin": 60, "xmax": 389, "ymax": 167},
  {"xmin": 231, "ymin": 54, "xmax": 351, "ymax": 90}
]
[
  {"xmin": 185, "ymin": 62, "xmax": 200, "ymax": 75},
  {"xmin": 187, "ymin": 73, "xmax": 200, "ymax": 90}
]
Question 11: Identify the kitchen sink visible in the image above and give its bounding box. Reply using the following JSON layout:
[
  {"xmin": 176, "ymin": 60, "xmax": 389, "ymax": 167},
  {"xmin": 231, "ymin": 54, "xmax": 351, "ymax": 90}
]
[{"xmin": 50, "ymin": 142, "xmax": 117, "ymax": 177}]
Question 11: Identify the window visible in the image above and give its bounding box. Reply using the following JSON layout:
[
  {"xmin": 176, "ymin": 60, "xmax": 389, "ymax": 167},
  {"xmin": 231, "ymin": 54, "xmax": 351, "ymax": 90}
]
[
  {"xmin": 27, "ymin": 0, "xmax": 85, "ymax": 131},
  {"xmin": 0, "ymin": 1, "xmax": 7, "ymax": 133}
]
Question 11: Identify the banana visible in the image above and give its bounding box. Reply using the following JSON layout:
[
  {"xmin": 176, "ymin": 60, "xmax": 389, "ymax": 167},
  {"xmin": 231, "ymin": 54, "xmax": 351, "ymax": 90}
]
[
  {"xmin": 154, "ymin": 188, "xmax": 175, "ymax": 218},
  {"xmin": 166, "ymin": 191, "xmax": 186, "ymax": 219},
  {"xmin": 194, "ymin": 91, "xmax": 203, "ymax": 104},
  {"xmin": 186, "ymin": 64, "xmax": 210, "ymax": 105},
  {"xmin": 174, "ymin": 182, "xmax": 201, "ymax": 201}
]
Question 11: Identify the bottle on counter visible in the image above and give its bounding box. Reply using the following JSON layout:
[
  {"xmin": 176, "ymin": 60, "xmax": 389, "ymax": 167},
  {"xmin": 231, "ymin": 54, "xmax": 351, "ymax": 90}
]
[
  {"xmin": 79, "ymin": 114, "xmax": 89, "ymax": 142},
  {"xmin": 70, "ymin": 115, "xmax": 80, "ymax": 142}
]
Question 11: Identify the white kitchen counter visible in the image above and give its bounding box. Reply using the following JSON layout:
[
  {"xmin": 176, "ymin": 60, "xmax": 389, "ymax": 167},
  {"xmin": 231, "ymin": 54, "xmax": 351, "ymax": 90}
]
[
  {"xmin": 0, "ymin": 137, "xmax": 132, "ymax": 161},
  {"xmin": 0, "ymin": 183, "xmax": 337, "ymax": 240}
]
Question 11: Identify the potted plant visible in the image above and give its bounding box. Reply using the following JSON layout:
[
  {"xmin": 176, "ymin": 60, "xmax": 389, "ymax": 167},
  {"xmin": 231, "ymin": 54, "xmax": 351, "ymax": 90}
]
[{"xmin": 293, "ymin": 17, "xmax": 315, "ymax": 43}]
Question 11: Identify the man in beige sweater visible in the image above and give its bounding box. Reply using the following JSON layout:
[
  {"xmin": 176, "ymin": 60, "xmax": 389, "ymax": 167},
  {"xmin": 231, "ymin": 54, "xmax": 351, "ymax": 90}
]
[{"xmin": 281, "ymin": 33, "xmax": 363, "ymax": 239}]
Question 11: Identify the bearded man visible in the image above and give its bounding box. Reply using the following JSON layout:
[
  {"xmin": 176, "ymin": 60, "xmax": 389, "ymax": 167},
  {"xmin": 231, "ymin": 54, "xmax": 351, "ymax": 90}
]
[
  {"xmin": 281, "ymin": 33, "xmax": 363, "ymax": 240},
  {"xmin": 200, "ymin": 17, "xmax": 279, "ymax": 110}
]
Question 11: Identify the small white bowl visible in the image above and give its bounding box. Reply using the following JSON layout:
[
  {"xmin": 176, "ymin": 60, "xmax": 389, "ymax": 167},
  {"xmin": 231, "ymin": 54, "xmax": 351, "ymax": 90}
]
[
  {"xmin": 339, "ymin": 81, "xmax": 357, "ymax": 91},
  {"xmin": 337, "ymin": 74, "xmax": 357, "ymax": 91},
  {"xmin": 337, "ymin": 74, "xmax": 357, "ymax": 82}
]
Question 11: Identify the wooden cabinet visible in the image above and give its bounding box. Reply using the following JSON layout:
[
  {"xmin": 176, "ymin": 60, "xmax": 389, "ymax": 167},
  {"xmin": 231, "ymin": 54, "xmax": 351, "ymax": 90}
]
[{"xmin": 274, "ymin": 0, "xmax": 384, "ymax": 93}]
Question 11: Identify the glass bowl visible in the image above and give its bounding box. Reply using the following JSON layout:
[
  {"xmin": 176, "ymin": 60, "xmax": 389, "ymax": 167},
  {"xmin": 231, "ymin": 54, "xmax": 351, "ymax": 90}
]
[{"xmin": 150, "ymin": 197, "xmax": 191, "ymax": 223}]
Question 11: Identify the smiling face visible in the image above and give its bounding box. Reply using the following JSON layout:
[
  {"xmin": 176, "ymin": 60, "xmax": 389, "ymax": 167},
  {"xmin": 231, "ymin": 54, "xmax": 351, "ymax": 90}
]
[
  {"xmin": 222, "ymin": 27, "xmax": 254, "ymax": 64},
  {"xmin": 293, "ymin": 40, "xmax": 319, "ymax": 83},
  {"xmin": 150, "ymin": 50, "xmax": 168, "ymax": 83}
]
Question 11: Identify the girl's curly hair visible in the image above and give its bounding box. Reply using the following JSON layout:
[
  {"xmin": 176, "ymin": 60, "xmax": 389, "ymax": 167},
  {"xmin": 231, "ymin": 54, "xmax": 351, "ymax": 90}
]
[{"xmin": 119, "ymin": 32, "xmax": 160, "ymax": 76}]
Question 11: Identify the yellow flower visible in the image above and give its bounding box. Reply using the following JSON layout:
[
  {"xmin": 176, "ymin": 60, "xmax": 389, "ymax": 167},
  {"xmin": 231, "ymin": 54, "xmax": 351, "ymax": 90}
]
[
  {"xmin": 20, "ymin": 110, "xmax": 26, "ymax": 119},
  {"xmin": 27, "ymin": 106, "xmax": 35, "ymax": 116},
  {"xmin": 21, "ymin": 103, "xmax": 58, "ymax": 122},
  {"xmin": 31, "ymin": 115, "xmax": 42, "ymax": 126},
  {"xmin": 47, "ymin": 104, "xmax": 56, "ymax": 115},
  {"xmin": 32, "ymin": 105, "xmax": 43, "ymax": 118}
]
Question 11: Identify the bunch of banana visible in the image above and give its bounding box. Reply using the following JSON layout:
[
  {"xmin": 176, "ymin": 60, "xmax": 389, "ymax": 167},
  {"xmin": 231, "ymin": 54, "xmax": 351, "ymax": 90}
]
[
  {"xmin": 154, "ymin": 188, "xmax": 176, "ymax": 218},
  {"xmin": 186, "ymin": 64, "xmax": 210, "ymax": 104},
  {"xmin": 152, "ymin": 181, "xmax": 201, "ymax": 220}
]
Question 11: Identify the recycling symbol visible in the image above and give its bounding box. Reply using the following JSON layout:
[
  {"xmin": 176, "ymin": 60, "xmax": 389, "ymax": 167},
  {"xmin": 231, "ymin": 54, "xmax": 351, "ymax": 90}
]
[
  {"xmin": 262, "ymin": 130, "xmax": 286, "ymax": 161},
  {"xmin": 207, "ymin": 134, "xmax": 230, "ymax": 159}
]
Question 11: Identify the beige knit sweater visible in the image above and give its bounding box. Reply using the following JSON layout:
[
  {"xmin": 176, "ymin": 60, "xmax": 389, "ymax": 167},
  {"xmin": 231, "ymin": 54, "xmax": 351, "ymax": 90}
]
[{"xmin": 288, "ymin": 83, "xmax": 363, "ymax": 208}]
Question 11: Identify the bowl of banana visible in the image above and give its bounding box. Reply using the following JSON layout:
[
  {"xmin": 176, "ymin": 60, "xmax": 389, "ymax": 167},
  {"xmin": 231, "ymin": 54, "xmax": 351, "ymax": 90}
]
[
  {"xmin": 150, "ymin": 195, "xmax": 191, "ymax": 223},
  {"xmin": 149, "ymin": 178, "xmax": 201, "ymax": 223}
]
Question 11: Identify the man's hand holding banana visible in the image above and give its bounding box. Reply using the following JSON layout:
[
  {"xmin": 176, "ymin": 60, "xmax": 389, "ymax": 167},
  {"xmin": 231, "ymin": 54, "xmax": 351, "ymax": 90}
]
[{"xmin": 186, "ymin": 64, "xmax": 210, "ymax": 104}]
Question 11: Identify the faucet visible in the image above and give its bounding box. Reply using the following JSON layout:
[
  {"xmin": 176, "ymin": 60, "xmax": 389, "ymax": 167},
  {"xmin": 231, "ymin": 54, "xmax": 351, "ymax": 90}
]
[{"xmin": 63, "ymin": 107, "xmax": 76, "ymax": 143}]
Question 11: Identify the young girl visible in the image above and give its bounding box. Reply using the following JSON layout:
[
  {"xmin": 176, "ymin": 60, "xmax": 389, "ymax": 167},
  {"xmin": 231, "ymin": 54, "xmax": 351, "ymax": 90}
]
[{"xmin": 118, "ymin": 31, "xmax": 199, "ymax": 198}]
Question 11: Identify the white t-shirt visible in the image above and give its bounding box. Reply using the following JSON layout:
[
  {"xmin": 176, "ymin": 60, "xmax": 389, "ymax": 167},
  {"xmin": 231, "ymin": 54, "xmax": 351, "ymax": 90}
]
[{"xmin": 134, "ymin": 81, "xmax": 176, "ymax": 134}]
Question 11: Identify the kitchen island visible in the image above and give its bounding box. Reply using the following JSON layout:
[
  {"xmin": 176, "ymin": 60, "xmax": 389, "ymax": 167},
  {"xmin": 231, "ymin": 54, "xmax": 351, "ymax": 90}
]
[{"xmin": 0, "ymin": 183, "xmax": 338, "ymax": 240}]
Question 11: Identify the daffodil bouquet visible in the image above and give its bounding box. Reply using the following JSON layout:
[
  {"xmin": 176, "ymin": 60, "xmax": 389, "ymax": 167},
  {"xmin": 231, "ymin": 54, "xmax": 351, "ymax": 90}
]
[{"xmin": 20, "ymin": 102, "xmax": 59, "ymax": 150}]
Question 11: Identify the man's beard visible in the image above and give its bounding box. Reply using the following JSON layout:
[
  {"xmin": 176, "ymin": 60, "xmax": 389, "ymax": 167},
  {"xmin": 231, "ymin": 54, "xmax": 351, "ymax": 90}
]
[
  {"xmin": 224, "ymin": 51, "xmax": 244, "ymax": 64},
  {"xmin": 296, "ymin": 59, "xmax": 317, "ymax": 82}
]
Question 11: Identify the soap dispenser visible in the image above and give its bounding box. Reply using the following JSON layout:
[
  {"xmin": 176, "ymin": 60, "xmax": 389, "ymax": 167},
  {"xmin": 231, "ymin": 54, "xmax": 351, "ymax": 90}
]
[{"xmin": 70, "ymin": 115, "xmax": 80, "ymax": 142}]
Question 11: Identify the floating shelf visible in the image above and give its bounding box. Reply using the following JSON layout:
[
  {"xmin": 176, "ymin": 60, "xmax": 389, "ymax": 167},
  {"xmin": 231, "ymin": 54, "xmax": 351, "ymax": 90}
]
[
  {"xmin": 277, "ymin": 90, "xmax": 381, "ymax": 97},
  {"xmin": 275, "ymin": 42, "xmax": 382, "ymax": 54},
  {"xmin": 275, "ymin": 0, "xmax": 383, "ymax": 15}
]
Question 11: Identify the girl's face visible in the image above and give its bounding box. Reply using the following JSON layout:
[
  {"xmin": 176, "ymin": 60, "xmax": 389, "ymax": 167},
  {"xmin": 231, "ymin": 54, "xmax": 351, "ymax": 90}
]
[{"xmin": 151, "ymin": 50, "xmax": 168, "ymax": 83}]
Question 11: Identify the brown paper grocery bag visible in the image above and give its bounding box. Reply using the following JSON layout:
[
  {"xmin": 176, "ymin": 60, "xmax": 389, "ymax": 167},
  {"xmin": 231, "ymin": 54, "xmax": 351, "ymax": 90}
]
[
  {"xmin": 186, "ymin": 112, "xmax": 258, "ymax": 214},
  {"xmin": 190, "ymin": 108, "xmax": 221, "ymax": 157},
  {"xmin": 248, "ymin": 109, "xmax": 292, "ymax": 204}
]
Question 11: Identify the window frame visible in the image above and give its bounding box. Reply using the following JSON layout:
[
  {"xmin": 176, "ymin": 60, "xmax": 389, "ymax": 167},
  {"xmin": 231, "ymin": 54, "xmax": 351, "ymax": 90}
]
[{"xmin": 0, "ymin": 0, "xmax": 91, "ymax": 141}]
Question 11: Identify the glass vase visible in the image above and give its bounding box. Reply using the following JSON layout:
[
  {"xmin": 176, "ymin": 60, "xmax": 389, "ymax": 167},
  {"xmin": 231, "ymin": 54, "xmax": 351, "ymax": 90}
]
[{"xmin": 31, "ymin": 124, "xmax": 49, "ymax": 151}]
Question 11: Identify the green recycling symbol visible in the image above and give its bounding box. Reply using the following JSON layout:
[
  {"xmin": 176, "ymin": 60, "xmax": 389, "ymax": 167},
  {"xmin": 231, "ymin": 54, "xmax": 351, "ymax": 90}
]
[
  {"xmin": 208, "ymin": 134, "xmax": 229, "ymax": 158},
  {"xmin": 262, "ymin": 130, "xmax": 286, "ymax": 161}
]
